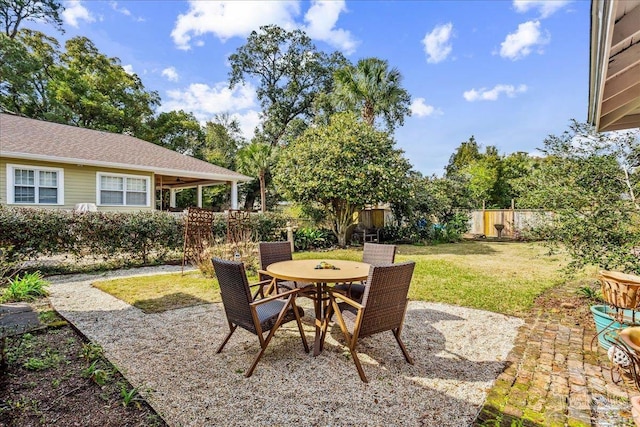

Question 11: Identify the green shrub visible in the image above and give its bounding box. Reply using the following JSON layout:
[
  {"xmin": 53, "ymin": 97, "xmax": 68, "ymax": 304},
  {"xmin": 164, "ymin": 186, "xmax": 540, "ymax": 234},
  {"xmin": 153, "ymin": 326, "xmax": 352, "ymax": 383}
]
[
  {"xmin": 0, "ymin": 207, "xmax": 185, "ymax": 266},
  {"xmin": 294, "ymin": 227, "xmax": 335, "ymax": 250},
  {"xmin": 1, "ymin": 271, "xmax": 49, "ymax": 302},
  {"xmin": 0, "ymin": 207, "xmax": 291, "ymax": 271}
]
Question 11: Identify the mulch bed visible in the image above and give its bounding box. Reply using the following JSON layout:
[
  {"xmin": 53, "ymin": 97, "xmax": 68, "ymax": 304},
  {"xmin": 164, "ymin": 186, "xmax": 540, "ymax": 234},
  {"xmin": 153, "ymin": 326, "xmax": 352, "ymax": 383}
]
[{"xmin": 0, "ymin": 300, "xmax": 167, "ymax": 427}]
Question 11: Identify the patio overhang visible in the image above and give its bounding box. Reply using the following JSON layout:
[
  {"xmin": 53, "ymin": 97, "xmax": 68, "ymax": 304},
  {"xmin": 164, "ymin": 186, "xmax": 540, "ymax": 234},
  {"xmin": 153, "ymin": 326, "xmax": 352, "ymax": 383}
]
[
  {"xmin": 155, "ymin": 173, "xmax": 247, "ymax": 210},
  {"xmin": 588, "ymin": 0, "xmax": 640, "ymax": 132}
]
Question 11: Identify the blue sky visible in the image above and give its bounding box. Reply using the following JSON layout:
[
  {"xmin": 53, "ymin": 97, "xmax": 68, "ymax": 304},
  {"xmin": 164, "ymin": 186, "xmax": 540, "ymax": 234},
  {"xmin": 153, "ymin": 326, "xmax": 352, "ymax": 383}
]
[{"xmin": 37, "ymin": 0, "xmax": 588, "ymax": 176}]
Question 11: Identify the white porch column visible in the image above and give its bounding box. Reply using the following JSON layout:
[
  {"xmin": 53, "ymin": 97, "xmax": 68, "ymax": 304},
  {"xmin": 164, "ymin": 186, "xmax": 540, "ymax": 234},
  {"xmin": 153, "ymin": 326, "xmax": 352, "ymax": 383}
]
[
  {"xmin": 231, "ymin": 181, "xmax": 238, "ymax": 210},
  {"xmin": 169, "ymin": 188, "xmax": 176, "ymax": 208},
  {"xmin": 197, "ymin": 185, "xmax": 203, "ymax": 208}
]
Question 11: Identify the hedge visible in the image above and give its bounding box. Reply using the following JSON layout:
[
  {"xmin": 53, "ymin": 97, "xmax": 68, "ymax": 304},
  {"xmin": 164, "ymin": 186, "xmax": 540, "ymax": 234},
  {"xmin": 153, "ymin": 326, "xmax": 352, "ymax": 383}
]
[{"xmin": 0, "ymin": 207, "xmax": 290, "ymax": 267}]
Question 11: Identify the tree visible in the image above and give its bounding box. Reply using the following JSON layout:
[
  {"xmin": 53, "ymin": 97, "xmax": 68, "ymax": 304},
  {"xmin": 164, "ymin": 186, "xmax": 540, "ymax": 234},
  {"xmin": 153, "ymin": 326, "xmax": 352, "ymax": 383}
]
[
  {"xmin": 515, "ymin": 120, "xmax": 640, "ymax": 273},
  {"xmin": 237, "ymin": 142, "xmax": 276, "ymax": 213},
  {"xmin": 275, "ymin": 112, "xmax": 412, "ymax": 246},
  {"xmin": 47, "ymin": 36, "xmax": 160, "ymax": 134},
  {"xmin": 228, "ymin": 25, "xmax": 346, "ymax": 147},
  {"xmin": 0, "ymin": 29, "xmax": 58, "ymax": 117},
  {"xmin": 333, "ymin": 57, "xmax": 411, "ymax": 131},
  {"xmin": 0, "ymin": 0, "xmax": 64, "ymax": 39},
  {"xmin": 202, "ymin": 113, "xmax": 245, "ymax": 169},
  {"xmin": 444, "ymin": 136, "xmax": 482, "ymax": 177},
  {"xmin": 445, "ymin": 137, "xmax": 534, "ymax": 208},
  {"xmin": 142, "ymin": 110, "xmax": 204, "ymax": 155}
]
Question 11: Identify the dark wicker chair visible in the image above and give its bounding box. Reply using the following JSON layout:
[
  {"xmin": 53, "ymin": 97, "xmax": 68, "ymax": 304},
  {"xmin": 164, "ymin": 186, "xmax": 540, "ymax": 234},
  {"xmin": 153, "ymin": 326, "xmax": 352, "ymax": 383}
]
[
  {"xmin": 212, "ymin": 257, "xmax": 309, "ymax": 377},
  {"xmin": 324, "ymin": 261, "xmax": 415, "ymax": 383},
  {"xmin": 334, "ymin": 242, "xmax": 397, "ymax": 300},
  {"xmin": 258, "ymin": 241, "xmax": 312, "ymax": 294}
]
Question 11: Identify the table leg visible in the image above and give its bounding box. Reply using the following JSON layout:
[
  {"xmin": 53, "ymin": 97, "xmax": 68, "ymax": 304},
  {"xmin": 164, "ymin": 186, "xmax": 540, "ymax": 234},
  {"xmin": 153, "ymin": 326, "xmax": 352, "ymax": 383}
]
[{"xmin": 313, "ymin": 282, "xmax": 324, "ymax": 356}]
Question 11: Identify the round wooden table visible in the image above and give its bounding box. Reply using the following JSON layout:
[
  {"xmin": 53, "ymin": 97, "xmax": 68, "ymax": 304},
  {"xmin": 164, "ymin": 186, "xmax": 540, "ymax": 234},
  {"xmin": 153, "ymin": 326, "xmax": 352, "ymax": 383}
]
[{"xmin": 266, "ymin": 259, "xmax": 370, "ymax": 356}]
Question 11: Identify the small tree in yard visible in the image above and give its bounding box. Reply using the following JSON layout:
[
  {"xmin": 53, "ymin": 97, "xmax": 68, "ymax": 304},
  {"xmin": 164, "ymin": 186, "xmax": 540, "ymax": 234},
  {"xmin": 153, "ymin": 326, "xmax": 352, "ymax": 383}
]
[
  {"xmin": 274, "ymin": 112, "xmax": 412, "ymax": 247},
  {"xmin": 515, "ymin": 120, "xmax": 640, "ymax": 274}
]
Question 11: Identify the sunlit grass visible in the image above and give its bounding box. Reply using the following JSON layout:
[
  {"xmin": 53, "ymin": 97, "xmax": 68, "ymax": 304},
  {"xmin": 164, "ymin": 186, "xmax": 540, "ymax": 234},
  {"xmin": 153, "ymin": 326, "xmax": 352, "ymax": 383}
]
[
  {"xmin": 93, "ymin": 271, "xmax": 220, "ymax": 314},
  {"xmin": 94, "ymin": 241, "xmax": 589, "ymax": 317},
  {"xmin": 301, "ymin": 241, "xmax": 588, "ymax": 317}
]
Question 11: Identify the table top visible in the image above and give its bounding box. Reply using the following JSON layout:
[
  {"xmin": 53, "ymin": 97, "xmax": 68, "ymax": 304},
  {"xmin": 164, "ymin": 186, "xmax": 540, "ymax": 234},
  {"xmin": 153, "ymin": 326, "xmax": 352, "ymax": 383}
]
[{"xmin": 266, "ymin": 259, "xmax": 371, "ymax": 283}]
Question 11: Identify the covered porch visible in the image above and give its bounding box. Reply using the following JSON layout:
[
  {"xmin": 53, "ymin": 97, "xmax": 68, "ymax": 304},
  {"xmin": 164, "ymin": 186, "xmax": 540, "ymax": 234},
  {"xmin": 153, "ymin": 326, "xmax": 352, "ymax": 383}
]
[{"xmin": 155, "ymin": 173, "xmax": 244, "ymax": 211}]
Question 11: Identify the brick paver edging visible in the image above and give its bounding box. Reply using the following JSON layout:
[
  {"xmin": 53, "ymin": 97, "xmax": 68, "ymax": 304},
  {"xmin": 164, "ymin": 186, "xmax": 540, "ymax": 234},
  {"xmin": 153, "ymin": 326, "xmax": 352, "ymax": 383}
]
[{"xmin": 474, "ymin": 286, "xmax": 635, "ymax": 427}]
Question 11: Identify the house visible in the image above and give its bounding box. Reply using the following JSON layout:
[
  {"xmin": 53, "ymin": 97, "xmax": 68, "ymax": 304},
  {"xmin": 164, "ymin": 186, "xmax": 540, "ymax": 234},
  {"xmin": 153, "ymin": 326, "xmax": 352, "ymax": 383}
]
[
  {"xmin": 0, "ymin": 113, "xmax": 252, "ymax": 211},
  {"xmin": 588, "ymin": 0, "xmax": 640, "ymax": 131}
]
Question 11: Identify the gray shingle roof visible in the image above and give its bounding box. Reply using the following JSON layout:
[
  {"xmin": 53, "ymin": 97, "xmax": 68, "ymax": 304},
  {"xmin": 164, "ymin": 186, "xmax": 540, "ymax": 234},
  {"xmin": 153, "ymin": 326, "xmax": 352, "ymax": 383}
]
[{"xmin": 0, "ymin": 113, "xmax": 251, "ymax": 181}]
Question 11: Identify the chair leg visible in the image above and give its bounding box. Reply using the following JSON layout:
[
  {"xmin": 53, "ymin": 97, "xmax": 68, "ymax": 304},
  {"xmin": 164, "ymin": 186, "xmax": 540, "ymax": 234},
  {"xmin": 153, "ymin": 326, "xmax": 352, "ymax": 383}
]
[
  {"xmin": 320, "ymin": 302, "xmax": 334, "ymax": 351},
  {"xmin": 292, "ymin": 300, "xmax": 309, "ymax": 353},
  {"xmin": 392, "ymin": 328, "xmax": 414, "ymax": 364},
  {"xmin": 217, "ymin": 323, "xmax": 237, "ymax": 353},
  {"xmin": 331, "ymin": 299, "xmax": 368, "ymax": 383},
  {"xmin": 349, "ymin": 347, "xmax": 368, "ymax": 383},
  {"xmin": 246, "ymin": 296, "xmax": 295, "ymax": 377}
]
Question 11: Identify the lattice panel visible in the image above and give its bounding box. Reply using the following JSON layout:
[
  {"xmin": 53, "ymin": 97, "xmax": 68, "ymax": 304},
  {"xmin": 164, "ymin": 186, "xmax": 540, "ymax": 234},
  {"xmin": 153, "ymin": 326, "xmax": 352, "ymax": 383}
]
[
  {"xmin": 182, "ymin": 207, "xmax": 215, "ymax": 269},
  {"xmin": 227, "ymin": 210, "xmax": 252, "ymax": 244}
]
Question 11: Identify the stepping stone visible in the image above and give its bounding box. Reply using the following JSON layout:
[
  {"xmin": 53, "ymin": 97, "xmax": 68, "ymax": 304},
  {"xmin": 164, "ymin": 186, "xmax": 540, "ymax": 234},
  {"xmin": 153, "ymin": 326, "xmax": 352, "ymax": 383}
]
[{"xmin": 0, "ymin": 303, "xmax": 43, "ymax": 338}]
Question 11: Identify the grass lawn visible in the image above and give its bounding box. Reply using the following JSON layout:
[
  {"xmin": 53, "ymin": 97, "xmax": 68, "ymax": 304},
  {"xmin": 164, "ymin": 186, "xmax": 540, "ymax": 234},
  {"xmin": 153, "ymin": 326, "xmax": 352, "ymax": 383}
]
[
  {"xmin": 92, "ymin": 271, "xmax": 221, "ymax": 313},
  {"xmin": 93, "ymin": 241, "xmax": 594, "ymax": 317}
]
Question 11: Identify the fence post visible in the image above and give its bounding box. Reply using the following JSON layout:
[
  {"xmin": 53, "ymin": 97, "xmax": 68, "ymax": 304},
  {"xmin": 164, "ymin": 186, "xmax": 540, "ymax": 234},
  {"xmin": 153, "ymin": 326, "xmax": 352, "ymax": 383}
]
[{"xmin": 286, "ymin": 221, "xmax": 295, "ymax": 252}]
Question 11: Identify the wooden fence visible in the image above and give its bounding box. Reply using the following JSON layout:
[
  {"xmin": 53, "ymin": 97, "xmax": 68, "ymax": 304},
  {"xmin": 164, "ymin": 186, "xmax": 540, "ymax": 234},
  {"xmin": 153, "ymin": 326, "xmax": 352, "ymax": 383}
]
[{"xmin": 468, "ymin": 209, "xmax": 551, "ymax": 238}]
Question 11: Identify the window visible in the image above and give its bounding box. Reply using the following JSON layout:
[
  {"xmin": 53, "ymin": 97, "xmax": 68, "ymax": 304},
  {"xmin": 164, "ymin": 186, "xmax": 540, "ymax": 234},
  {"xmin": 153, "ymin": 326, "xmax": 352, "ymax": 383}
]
[
  {"xmin": 97, "ymin": 173, "xmax": 149, "ymax": 206},
  {"xmin": 6, "ymin": 164, "xmax": 64, "ymax": 205}
]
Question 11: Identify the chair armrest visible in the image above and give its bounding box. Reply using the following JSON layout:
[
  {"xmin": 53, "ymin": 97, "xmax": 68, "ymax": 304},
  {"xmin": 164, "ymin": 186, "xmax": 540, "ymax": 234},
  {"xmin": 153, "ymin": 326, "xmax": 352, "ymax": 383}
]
[
  {"xmin": 249, "ymin": 278, "xmax": 274, "ymax": 300},
  {"xmin": 328, "ymin": 289, "xmax": 363, "ymax": 310},
  {"xmin": 250, "ymin": 288, "xmax": 300, "ymax": 307},
  {"xmin": 249, "ymin": 279, "xmax": 272, "ymax": 288}
]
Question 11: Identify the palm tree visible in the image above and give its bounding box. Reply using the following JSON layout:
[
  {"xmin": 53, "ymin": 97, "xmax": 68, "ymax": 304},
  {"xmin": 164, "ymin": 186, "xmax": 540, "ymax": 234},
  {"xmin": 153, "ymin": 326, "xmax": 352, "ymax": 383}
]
[
  {"xmin": 333, "ymin": 57, "xmax": 411, "ymax": 131},
  {"xmin": 237, "ymin": 142, "xmax": 275, "ymax": 213}
]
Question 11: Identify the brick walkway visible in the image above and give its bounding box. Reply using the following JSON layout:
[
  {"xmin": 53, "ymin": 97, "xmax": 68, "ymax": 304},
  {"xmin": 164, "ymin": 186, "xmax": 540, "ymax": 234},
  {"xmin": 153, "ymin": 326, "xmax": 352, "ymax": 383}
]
[{"xmin": 475, "ymin": 282, "xmax": 635, "ymax": 426}]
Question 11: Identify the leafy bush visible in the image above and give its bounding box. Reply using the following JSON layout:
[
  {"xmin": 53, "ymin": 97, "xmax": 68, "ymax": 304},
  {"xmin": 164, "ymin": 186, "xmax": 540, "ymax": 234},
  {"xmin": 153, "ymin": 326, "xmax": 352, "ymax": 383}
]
[
  {"xmin": 294, "ymin": 227, "xmax": 335, "ymax": 251},
  {"xmin": 1, "ymin": 271, "xmax": 49, "ymax": 302},
  {"xmin": 0, "ymin": 207, "xmax": 184, "ymax": 266},
  {"xmin": 0, "ymin": 207, "xmax": 291, "ymax": 272},
  {"xmin": 380, "ymin": 212, "xmax": 469, "ymax": 244}
]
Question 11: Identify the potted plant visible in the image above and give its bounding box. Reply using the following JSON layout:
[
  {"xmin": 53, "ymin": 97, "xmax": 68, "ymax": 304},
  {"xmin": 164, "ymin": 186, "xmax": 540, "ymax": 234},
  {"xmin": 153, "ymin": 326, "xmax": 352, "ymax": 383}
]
[{"xmin": 592, "ymin": 270, "xmax": 640, "ymax": 350}]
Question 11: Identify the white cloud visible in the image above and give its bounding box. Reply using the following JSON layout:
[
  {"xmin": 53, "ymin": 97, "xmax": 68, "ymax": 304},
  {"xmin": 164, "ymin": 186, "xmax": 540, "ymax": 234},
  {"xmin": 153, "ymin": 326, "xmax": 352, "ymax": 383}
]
[
  {"xmin": 229, "ymin": 110, "xmax": 262, "ymax": 140},
  {"xmin": 161, "ymin": 82, "xmax": 262, "ymax": 139},
  {"xmin": 499, "ymin": 20, "xmax": 549, "ymax": 60},
  {"xmin": 162, "ymin": 82, "xmax": 257, "ymax": 116},
  {"xmin": 161, "ymin": 67, "xmax": 179, "ymax": 82},
  {"xmin": 170, "ymin": 0, "xmax": 357, "ymax": 53},
  {"xmin": 62, "ymin": 1, "xmax": 95, "ymax": 27},
  {"xmin": 463, "ymin": 84, "xmax": 528, "ymax": 102},
  {"xmin": 122, "ymin": 64, "xmax": 134, "ymax": 75},
  {"xmin": 171, "ymin": 1, "xmax": 299, "ymax": 50},
  {"xmin": 410, "ymin": 98, "xmax": 440, "ymax": 117},
  {"xmin": 513, "ymin": 0, "xmax": 571, "ymax": 18},
  {"xmin": 303, "ymin": 1, "xmax": 358, "ymax": 54},
  {"xmin": 422, "ymin": 23, "xmax": 453, "ymax": 64},
  {"xmin": 110, "ymin": 1, "xmax": 131, "ymax": 16}
]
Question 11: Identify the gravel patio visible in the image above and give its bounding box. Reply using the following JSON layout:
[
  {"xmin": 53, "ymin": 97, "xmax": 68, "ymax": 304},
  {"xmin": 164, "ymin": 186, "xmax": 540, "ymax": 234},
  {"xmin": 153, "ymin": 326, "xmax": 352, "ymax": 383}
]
[{"xmin": 47, "ymin": 266, "xmax": 522, "ymax": 427}]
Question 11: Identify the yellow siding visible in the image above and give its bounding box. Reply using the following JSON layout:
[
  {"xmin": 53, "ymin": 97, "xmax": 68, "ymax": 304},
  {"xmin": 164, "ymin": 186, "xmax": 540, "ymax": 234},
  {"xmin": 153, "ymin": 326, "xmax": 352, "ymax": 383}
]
[{"xmin": 0, "ymin": 157, "xmax": 154, "ymax": 212}]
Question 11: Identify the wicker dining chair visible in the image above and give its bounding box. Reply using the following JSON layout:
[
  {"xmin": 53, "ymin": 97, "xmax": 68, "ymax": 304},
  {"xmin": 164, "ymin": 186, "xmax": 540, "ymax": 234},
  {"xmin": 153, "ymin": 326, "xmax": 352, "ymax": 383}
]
[
  {"xmin": 334, "ymin": 242, "xmax": 397, "ymax": 300},
  {"xmin": 212, "ymin": 257, "xmax": 309, "ymax": 377},
  {"xmin": 258, "ymin": 241, "xmax": 312, "ymax": 295},
  {"xmin": 324, "ymin": 261, "xmax": 415, "ymax": 383}
]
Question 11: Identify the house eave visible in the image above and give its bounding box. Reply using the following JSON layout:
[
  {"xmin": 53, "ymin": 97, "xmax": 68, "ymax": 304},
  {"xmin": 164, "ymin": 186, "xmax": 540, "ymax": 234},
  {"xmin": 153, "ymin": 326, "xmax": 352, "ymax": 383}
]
[{"xmin": 0, "ymin": 151, "xmax": 253, "ymax": 183}]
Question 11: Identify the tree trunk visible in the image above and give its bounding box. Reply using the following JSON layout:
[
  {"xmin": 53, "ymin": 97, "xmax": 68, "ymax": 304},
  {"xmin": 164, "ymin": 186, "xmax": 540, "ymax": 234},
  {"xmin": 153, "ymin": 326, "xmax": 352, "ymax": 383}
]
[
  {"xmin": 362, "ymin": 101, "xmax": 375, "ymax": 127},
  {"xmin": 333, "ymin": 203, "xmax": 358, "ymax": 247},
  {"xmin": 259, "ymin": 172, "xmax": 266, "ymax": 213}
]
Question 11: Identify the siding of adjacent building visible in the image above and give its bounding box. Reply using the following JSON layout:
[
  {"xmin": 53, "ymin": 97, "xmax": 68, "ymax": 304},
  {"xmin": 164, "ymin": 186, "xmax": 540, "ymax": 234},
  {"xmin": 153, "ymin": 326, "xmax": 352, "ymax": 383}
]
[{"xmin": 1, "ymin": 157, "xmax": 155, "ymax": 212}]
